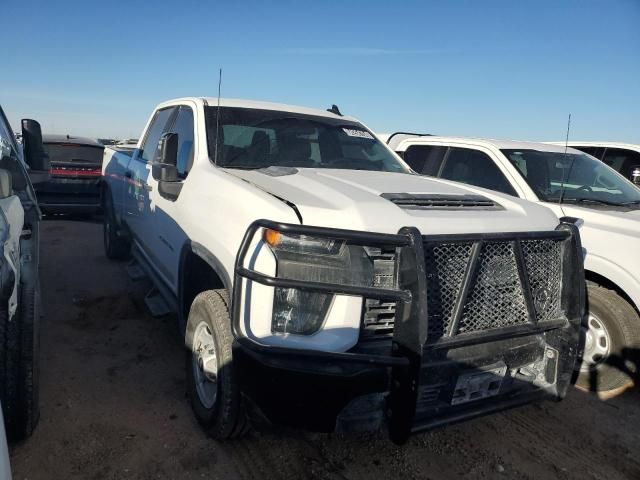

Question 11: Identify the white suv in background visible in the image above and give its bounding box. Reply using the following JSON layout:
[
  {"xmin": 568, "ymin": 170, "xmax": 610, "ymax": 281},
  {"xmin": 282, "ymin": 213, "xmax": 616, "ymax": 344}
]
[{"xmin": 386, "ymin": 134, "xmax": 640, "ymax": 398}]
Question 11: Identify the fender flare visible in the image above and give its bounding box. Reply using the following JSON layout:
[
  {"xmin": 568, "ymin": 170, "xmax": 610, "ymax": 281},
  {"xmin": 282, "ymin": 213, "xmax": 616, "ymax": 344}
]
[
  {"xmin": 177, "ymin": 240, "xmax": 232, "ymax": 323},
  {"xmin": 585, "ymin": 253, "xmax": 640, "ymax": 312}
]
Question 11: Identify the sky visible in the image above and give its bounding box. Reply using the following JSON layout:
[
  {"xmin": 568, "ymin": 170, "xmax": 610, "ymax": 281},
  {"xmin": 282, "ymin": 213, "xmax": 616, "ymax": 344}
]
[{"xmin": 1, "ymin": 0, "xmax": 639, "ymax": 142}]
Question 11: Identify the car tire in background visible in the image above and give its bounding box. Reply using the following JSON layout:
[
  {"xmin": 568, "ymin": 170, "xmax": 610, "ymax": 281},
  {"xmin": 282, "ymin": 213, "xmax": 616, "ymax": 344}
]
[
  {"xmin": 576, "ymin": 284, "xmax": 640, "ymax": 398},
  {"xmin": 103, "ymin": 190, "xmax": 130, "ymax": 260},
  {"xmin": 0, "ymin": 283, "xmax": 41, "ymax": 441},
  {"xmin": 185, "ymin": 290, "xmax": 249, "ymax": 439}
]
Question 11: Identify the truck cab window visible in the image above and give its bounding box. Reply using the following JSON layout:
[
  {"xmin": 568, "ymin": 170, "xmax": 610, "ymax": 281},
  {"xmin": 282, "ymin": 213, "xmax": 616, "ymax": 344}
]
[
  {"xmin": 141, "ymin": 107, "xmax": 176, "ymax": 163},
  {"xmin": 170, "ymin": 106, "xmax": 195, "ymax": 178},
  {"xmin": 439, "ymin": 147, "xmax": 517, "ymax": 196},
  {"xmin": 572, "ymin": 146, "xmax": 605, "ymax": 159},
  {"xmin": 403, "ymin": 145, "xmax": 447, "ymax": 175},
  {"xmin": 602, "ymin": 148, "xmax": 640, "ymax": 179}
]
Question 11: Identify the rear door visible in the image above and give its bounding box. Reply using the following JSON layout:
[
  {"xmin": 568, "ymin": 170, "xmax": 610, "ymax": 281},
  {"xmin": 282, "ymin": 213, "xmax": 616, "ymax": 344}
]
[{"xmin": 125, "ymin": 107, "xmax": 177, "ymax": 255}]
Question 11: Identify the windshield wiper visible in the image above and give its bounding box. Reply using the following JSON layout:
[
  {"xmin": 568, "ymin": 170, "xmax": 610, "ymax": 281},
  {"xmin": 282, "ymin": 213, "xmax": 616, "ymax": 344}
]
[
  {"xmin": 563, "ymin": 198, "xmax": 625, "ymax": 207},
  {"xmin": 221, "ymin": 164, "xmax": 271, "ymax": 170}
]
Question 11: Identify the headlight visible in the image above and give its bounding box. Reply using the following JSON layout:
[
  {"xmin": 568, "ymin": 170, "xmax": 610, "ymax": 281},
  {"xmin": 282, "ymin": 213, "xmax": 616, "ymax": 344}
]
[
  {"xmin": 264, "ymin": 229, "xmax": 397, "ymax": 335},
  {"xmin": 272, "ymin": 288, "xmax": 333, "ymax": 335}
]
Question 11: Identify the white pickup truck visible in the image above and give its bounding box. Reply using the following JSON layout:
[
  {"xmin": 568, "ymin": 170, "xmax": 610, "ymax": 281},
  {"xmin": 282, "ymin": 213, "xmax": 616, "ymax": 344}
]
[
  {"xmin": 101, "ymin": 98, "xmax": 584, "ymax": 443},
  {"xmin": 387, "ymin": 134, "xmax": 640, "ymax": 398}
]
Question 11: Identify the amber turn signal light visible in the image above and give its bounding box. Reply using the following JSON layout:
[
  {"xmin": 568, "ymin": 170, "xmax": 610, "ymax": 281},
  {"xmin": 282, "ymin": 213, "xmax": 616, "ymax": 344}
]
[{"xmin": 263, "ymin": 228, "xmax": 281, "ymax": 247}]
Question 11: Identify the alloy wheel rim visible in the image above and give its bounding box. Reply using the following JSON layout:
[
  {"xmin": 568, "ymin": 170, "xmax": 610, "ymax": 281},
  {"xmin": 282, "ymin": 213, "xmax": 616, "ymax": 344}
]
[
  {"xmin": 192, "ymin": 321, "xmax": 218, "ymax": 408},
  {"xmin": 580, "ymin": 313, "xmax": 611, "ymax": 372}
]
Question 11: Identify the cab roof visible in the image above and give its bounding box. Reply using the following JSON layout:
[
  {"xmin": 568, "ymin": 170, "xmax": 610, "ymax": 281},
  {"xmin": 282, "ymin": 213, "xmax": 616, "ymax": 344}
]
[
  {"xmin": 545, "ymin": 141, "xmax": 640, "ymax": 151},
  {"xmin": 389, "ymin": 134, "xmax": 584, "ymax": 154},
  {"xmin": 157, "ymin": 97, "xmax": 360, "ymax": 123}
]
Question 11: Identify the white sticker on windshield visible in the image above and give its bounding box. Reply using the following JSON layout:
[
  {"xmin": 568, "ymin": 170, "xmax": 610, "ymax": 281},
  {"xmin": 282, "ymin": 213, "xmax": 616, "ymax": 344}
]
[{"xmin": 342, "ymin": 128, "xmax": 374, "ymax": 140}]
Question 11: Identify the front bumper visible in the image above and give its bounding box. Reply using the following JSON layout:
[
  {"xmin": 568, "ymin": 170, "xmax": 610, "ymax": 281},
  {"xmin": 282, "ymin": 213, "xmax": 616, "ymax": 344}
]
[{"xmin": 232, "ymin": 220, "xmax": 585, "ymax": 443}]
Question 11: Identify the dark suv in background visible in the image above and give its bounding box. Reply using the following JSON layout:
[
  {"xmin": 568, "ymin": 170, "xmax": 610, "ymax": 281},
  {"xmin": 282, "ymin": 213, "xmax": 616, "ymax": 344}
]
[{"xmin": 36, "ymin": 135, "xmax": 104, "ymax": 214}]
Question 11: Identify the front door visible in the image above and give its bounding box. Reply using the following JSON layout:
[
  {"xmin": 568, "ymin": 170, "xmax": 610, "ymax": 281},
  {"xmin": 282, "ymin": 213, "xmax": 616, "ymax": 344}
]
[
  {"xmin": 125, "ymin": 106, "xmax": 177, "ymax": 259},
  {"xmin": 143, "ymin": 104, "xmax": 196, "ymax": 290}
]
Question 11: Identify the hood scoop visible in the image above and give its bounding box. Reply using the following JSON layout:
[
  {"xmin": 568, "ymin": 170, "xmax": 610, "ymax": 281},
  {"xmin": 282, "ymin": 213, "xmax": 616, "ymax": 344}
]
[{"xmin": 381, "ymin": 193, "xmax": 501, "ymax": 210}]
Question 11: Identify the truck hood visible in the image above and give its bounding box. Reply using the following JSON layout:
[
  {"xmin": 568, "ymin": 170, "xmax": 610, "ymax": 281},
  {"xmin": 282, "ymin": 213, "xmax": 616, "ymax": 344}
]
[{"xmin": 225, "ymin": 168, "xmax": 559, "ymax": 235}]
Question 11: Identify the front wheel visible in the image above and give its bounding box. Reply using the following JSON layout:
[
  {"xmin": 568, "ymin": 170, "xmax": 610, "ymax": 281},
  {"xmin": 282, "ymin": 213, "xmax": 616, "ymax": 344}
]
[
  {"xmin": 185, "ymin": 290, "xmax": 248, "ymax": 439},
  {"xmin": 1, "ymin": 284, "xmax": 40, "ymax": 441},
  {"xmin": 575, "ymin": 285, "xmax": 640, "ymax": 398}
]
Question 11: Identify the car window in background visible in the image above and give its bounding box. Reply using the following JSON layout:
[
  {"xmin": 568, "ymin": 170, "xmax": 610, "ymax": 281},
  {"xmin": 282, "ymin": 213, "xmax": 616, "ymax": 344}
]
[
  {"xmin": 43, "ymin": 143, "xmax": 103, "ymax": 165},
  {"xmin": 141, "ymin": 107, "xmax": 176, "ymax": 163},
  {"xmin": 0, "ymin": 108, "xmax": 17, "ymax": 159},
  {"xmin": 438, "ymin": 147, "xmax": 517, "ymax": 196},
  {"xmin": 602, "ymin": 148, "xmax": 640, "ymax": 178},
  {"xmin": 571, "ymin": 146, "xmax": 605, "ymax": 159},
  {"xmin": 403, "ymin": 145, "xmax": 447, "ymax": 175},
  {"xmin": 502, "ymin": 149, "xmax": 640, "ymax": 205},
  {"xmin": 170, "ymin": 106, "xmax": 195, "ymax": 178}
]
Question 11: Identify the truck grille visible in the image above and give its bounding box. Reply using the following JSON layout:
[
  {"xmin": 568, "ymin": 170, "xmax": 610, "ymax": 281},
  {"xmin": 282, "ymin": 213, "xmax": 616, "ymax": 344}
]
[{"xmin": 362, "ymin": 237, "xmax": 564, "ymax": 342}]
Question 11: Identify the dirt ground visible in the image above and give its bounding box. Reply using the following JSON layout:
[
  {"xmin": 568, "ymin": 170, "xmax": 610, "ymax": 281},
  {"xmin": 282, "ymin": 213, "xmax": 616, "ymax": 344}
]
[{"xmin": 8, "ymin": 220, "xmax": 640, "ymax": 480}]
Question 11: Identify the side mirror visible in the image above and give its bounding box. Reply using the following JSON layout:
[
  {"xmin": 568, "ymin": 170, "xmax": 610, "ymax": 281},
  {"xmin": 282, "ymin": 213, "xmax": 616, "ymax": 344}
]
[
  {"xmin": 151, "ymin": 132, "xmax": 178, "ymax": 182},
  {"xmin": 151, "ymin": 132, "xmax": 183, "ymax": 201},
  {"xmin": 21, "ymin": 119, "xmax": 50, "ymax": 172}
]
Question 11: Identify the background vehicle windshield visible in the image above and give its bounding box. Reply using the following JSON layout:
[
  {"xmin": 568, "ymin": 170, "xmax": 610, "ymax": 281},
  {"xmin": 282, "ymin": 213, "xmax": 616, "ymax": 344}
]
[
  {"xmin": 502, "ymin": 149, "xmax": 640, "ymax": 205},
  {"xmin": 205, "ymin": 107, "xmax": 408, "ymax": 173}
]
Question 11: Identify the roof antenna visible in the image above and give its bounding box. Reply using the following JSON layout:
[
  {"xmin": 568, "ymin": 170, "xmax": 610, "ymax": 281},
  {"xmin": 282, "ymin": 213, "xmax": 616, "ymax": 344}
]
[
  {"xmin": 327, "ymin": 104, "xmax": 342, "ymax": 116},
  {"xmin": 558, "ymin": 113, "xmax": 573, "ymax": 205},
  {"xmin": 214, "ymin": 67, "xmax": 222, "ymax": 165}
]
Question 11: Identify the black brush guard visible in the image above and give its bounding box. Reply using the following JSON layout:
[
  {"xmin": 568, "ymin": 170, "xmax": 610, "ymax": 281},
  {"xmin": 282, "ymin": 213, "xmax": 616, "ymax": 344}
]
[{"xmin": 231, "ymin": 219, "xmax": 585, "ymax": 443}]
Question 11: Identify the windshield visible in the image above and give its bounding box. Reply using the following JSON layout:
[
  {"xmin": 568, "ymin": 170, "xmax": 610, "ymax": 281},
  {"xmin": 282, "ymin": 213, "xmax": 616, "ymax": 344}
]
[
  {"xmin": 204, "ymin": 107, "xmax": 408, "ymax": 173},
  {"xmin": 502, "ymin": 149, "xmax": 640, "ymax": 206}
]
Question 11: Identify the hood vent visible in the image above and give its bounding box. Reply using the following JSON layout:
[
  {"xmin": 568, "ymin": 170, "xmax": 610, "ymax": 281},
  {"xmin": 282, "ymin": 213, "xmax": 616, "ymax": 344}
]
[{"xmin": 381, "ymin": 193, "xmax": 501, "ymax": 210}]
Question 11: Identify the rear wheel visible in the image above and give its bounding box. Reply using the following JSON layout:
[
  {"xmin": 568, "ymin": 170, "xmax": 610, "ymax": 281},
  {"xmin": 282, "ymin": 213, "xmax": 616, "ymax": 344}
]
[
  {"xmin": 185, "ymin": 290, "xmax": 248, "ymax": 439},
  {"xmin": 575, "ymin": 285, "xmax": 640, "ymax": 398},
  {"xmin": 103, "ymin": 191, "xmax": 130, "ymax": 260}
]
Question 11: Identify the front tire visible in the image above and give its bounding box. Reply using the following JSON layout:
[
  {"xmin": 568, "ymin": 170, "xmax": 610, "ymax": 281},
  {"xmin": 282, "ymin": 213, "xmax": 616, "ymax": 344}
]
[
  {"xmin": 185, "ymin": 290, "xmax": 248, "ymax": 439},
  {"xmin": 1, "ymin": 284, "xmax": 41, "ymax": 441},
  {"xmin": 575, "ymin": 285, "xmax": 640, "ymax": 398}
]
